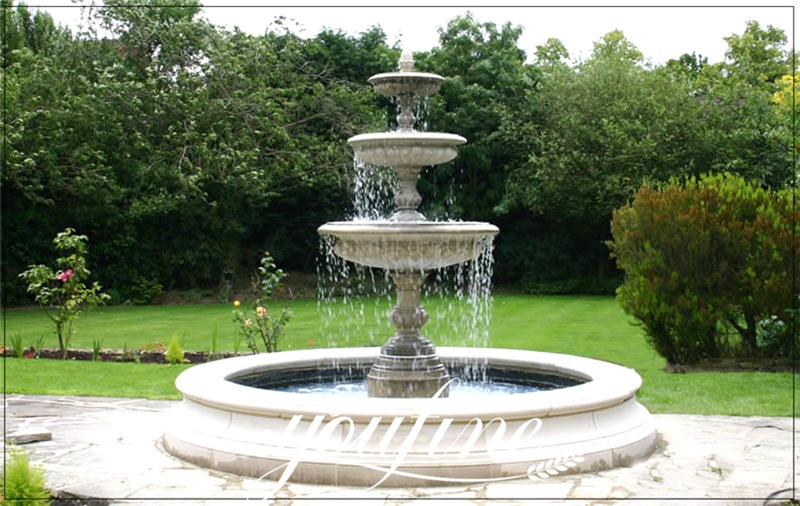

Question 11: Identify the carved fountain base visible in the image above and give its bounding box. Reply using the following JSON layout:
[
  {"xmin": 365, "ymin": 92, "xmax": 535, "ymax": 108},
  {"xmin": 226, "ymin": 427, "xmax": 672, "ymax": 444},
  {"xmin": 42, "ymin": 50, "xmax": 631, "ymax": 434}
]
[{"xmin": 367, "ymin": 337, "xmax": 450, "ymax": 398}]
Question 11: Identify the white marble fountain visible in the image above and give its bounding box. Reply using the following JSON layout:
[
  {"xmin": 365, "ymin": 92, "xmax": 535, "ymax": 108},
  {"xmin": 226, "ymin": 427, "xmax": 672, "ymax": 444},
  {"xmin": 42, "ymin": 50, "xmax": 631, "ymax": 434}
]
[{"xmin": 163, "ymin": 51, "xmax": 656, "ymax": 488}]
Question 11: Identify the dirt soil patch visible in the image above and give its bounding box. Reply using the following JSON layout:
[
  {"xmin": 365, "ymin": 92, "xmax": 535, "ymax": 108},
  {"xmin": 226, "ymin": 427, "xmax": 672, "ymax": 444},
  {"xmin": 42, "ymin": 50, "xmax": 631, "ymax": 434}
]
[
  {"xmin": 664, "ymin": 357, "xmax": 795, "ymax": 373},
  {"xmin": 3, "ymin": 346, "xmax": 244, "ymax": 364}
]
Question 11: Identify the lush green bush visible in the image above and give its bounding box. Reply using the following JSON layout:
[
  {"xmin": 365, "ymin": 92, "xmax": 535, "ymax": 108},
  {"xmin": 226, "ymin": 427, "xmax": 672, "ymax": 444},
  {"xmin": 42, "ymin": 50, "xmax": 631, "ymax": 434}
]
[
  {"xmin": 2, "ymin": 447, "xmax": 51, "ymax": 505},
  {"xmin": 609, "ymin": 173, "xmax": 797, "ymax": 365}
]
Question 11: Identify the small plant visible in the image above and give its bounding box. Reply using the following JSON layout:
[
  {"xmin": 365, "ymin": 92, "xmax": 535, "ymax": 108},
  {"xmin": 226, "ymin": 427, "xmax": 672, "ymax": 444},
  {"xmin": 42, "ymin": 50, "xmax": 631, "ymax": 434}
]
[
  {"xmin": 233, "ymin": 331, "xmax": 243, "ymax": 356},
  {"xmin": 92, "ymin": 339, "xmax": 104, "ymax": 361},
  {"xmin": 1, "ymin": 446, "xmax": 51, "ymax": 505},
  {"xmin": 18, "ymin": 228, "xmax": 110, "ymax": 359},
  {"xmin": 207, "ymin": 326, "xmax": 219, "ymax": 361},
  {"xmin": 165, "ymin": 334, "xmax": 186, "ymax": 364},
  {"xmin": 129, "ymin": 277, "xmax": 163, "ymax": 305},
  {"xmin": 232, "ymin": 252, "xmax": 292, "ymax": 354},
  {"xmin": 121, "ymin": 341, "xmax": 141, "ymax": 363},
  {"xmin": 141, "ymin": 342, "xmax": 166, "ymax": 352},
  {"xmin": 179, "ymin": 288, "xmax": 204, "ymax": 302},
  {"xmin": 9, "ymin": 333, "xmax": 24, "ymax": 358},
  {"xmin": 32, "ymin": 335, "xmax": 46, "ymax": 358}
]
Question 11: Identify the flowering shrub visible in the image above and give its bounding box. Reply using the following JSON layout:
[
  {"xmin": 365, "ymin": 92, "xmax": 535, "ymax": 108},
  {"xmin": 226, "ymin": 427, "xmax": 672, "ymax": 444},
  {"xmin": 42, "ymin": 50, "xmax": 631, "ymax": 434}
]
[
  {"xmin": 232, "ymin": 252, "xmax": 292, "ymax": 353},
  {"xmin": 18, "ymin": 229, "xmax": 110, "ymax": 359}
]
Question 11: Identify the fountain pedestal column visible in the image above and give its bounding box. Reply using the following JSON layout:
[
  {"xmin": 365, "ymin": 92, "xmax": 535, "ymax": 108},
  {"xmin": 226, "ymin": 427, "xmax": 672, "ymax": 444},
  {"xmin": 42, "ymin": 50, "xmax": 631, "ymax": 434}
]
[
  {"xmin": 367, "ymin": 270, "xmax": 450, "ymax": 398},
  {"xmin": 392, "ymin": 166, "xmax": 425, "ymax": 222}
]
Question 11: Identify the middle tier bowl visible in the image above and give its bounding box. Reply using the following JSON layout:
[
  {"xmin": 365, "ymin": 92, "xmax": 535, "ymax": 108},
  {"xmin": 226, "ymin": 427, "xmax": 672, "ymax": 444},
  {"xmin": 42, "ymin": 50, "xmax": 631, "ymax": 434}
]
[
  {"xmin": 348, "ymin": 132, "xmax": 467, "ymax": 167},
  {"xmin": 318, "ymin": 221, "xmax": 499, "ymax": 271}
]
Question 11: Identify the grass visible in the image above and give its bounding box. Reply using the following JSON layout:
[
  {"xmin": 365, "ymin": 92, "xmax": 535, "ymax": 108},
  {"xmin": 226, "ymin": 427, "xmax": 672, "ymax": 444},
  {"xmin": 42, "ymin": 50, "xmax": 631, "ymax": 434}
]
[
  {"xmin": 3, "ymin": 295, "xmax": 796, "ymax": 415},
  {"xmin": 5, "ymin": 359, "xmax": 192, "ymax": 399}
]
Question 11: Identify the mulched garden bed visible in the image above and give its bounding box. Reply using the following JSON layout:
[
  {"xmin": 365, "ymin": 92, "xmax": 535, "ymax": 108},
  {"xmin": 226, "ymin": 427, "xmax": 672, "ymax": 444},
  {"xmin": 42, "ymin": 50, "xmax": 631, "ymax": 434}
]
[
  {"xmin": 664, "ymin": 357, "xmax": 795, "ymax": 373},
  {"xmin": 2, "ymin": 346, "xmax": 244, "ymax": 364}
]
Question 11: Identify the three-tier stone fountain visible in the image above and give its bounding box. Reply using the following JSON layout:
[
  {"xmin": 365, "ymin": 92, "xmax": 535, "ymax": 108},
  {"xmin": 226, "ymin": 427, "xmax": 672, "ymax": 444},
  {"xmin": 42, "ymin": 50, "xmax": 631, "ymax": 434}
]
[
  {"xmin": 163, "ymin": 52, "xmax": 656, "ymax": 488},
  {"xmin": 318, "ymin": 50, "xmax": 498, "ymax": 399}
]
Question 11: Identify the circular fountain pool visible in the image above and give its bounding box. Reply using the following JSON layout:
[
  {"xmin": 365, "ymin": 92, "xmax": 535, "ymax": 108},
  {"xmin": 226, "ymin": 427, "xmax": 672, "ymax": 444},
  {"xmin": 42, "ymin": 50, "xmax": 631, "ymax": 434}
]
[
  {"xmin": 232, "ymin": 359, "xmax": 582, "ymax": 397},
  {"xmin": 163, "ymin": 347, "xmax": 656, "ymax": 487}
]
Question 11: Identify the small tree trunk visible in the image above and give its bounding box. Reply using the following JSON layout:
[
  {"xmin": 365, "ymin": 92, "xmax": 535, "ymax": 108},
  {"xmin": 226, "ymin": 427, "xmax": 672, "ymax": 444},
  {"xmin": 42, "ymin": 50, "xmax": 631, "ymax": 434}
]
[
  {"xmin": 728, "ymin": 314, "xmax": 760, "ymax": 356},
  {"xmin": 56, "ymin": 319, "xmax": 67, "ymax": 359},
  {"xmin": 744, "ymin": 314, "xmax": 758, "ymax": 355}
]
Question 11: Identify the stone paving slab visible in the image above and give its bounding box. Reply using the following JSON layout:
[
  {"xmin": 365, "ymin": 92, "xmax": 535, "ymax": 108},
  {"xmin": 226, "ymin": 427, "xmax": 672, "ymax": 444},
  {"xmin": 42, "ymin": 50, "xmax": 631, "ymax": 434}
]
[{"xmin": 3, "ymin": 394, "xmax": 797, "ymax": 504}]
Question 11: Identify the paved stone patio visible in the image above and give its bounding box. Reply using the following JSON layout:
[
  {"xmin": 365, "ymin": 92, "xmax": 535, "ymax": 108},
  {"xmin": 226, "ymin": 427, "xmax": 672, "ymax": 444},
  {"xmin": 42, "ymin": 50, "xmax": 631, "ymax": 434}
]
[{"xmin": 3, "ymin": 394, "xmax": 797, "ymax": 505}]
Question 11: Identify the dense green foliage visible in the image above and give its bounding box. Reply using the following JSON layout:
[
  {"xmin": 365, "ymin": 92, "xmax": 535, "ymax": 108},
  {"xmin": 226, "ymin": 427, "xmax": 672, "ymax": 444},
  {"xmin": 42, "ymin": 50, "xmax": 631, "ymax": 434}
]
[
  {"xmin": 2, "ymin": 3, "xmax": 795, "ymax": 303},
  {"xmin": 1, "ymin": 447, "xmax": 50, "ymax": 506},
  {"xmin": 497, "ymin": 23, "xmax": 796, "ymax": 289},
  {"xmin": 609, "ymin": 174, "xmax": 798, "ymax": 365},
  {"xmin": 3, "ymin": 0, "xmax": 382, "ymax": 303}
]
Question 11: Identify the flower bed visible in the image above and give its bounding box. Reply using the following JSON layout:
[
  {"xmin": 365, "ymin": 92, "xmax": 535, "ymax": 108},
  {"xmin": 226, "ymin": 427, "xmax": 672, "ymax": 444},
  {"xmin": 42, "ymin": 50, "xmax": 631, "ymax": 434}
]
[{"xmin": 2, "ymin": 347, "xmax": 241, "ymax": 364}]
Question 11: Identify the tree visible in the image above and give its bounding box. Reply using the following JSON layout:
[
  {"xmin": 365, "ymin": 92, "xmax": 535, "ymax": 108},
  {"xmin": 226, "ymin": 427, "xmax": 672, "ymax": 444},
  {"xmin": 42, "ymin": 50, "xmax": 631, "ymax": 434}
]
[
  {"xmin": 534, "ymin": 38, "xmax": 570, "ymax": 69},
  {"xmin": 304, "ymin": 26, "xmax": 398, "ymax": 85},
  {"xmin": 497, "ymin": 30, "xmax": 710, "ymax": 287},
  {"xmin": 691, "ymin": 21, "xmax": 795, "ymax": 188},
  {"xmin": 1, "ymin": 0, "xmax": 68, "ymax": 67},
  {"xmin": 772, "ymin": 73, "xmax": 799, "ymax": 181},
  {"xmin": 723, "ymin": 20, "xmax": 788, "ymax": 87},
  {"xmin": 94, "ymin": 0, "xmax": 208, "ymax": 79},
  {"xmin": 590, "ymin": 29, "xmax": 643, "ymax": 63},
  {"xmin": 2, "ymin": 5, "xmax": 383, "ymax": 302},
  {"xmin": 414, "ymin": 13, "xmax": 540, "ymax": 222},
  {"xmin": 664, "ymin": 52, "xmax": 708, "ymax": 78}
]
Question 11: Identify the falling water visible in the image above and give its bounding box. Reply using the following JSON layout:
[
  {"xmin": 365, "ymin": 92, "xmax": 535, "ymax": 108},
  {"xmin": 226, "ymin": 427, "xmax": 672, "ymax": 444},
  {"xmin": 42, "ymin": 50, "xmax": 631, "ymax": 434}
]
[
  {"xmin": 414, "ymin": 96, "xmax": 430, "ymax": 132},
  {"xmin": 423, "ymin": 234, "xmax": 495, "ymax": 380},
  {"xmin": 391, "ymin": 95, "xmax": 430, "ymax": 132},
  {"xmin": 351, "ymin": 155, "xmax": 398, "ymax": 220},
  {"xmin": 318, "ymin": 230, "xmax": 496, "ymax": 385},
  {"xmin": 317, "ymin": 235, "xmax": 394, "ymax": 348}
]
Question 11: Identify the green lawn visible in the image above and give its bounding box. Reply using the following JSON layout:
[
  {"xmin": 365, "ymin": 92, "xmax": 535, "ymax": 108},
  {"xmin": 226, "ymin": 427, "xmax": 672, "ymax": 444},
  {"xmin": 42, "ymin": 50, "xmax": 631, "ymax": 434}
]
[
  {"xmin": 3, "ymin": 295, "xmax": 796, "ymax": 415},
  {"xmin": 5, "ymin": 359, "xmax": 192, "ymax": 399}
]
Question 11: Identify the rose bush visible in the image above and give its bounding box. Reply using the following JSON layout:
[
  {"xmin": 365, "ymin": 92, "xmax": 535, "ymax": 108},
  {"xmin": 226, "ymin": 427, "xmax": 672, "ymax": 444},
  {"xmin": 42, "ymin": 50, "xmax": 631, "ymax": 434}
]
[
  {"xmin": 19, "ymin": 229, "xmax": 109, "ymax": 359},
  {"xmin": 232, "ymin": 252, "xmax": 292, "ymax": 353}
]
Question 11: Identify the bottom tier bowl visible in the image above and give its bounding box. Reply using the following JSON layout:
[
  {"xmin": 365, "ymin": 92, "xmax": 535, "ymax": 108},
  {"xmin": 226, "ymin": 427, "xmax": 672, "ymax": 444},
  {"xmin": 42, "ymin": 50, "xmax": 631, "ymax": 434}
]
[{"xmin": 163, "ymin": 347, "xmax": 657, "ymax": 488}]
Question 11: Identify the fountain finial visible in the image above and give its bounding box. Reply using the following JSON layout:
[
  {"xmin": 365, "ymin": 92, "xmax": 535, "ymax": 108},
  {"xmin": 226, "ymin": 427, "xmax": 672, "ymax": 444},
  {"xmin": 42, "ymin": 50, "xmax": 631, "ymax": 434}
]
[{"xmin": 399, "ymin": 49, "xmax": 415, "ymax": 72}]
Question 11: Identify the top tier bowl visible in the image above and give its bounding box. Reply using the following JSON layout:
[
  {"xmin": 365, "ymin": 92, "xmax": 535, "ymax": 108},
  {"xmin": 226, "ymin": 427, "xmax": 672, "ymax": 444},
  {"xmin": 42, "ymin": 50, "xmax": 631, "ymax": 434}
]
[{"xmin": 368, "ymin": 71, "xmax": 444, "ymax": 97}]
